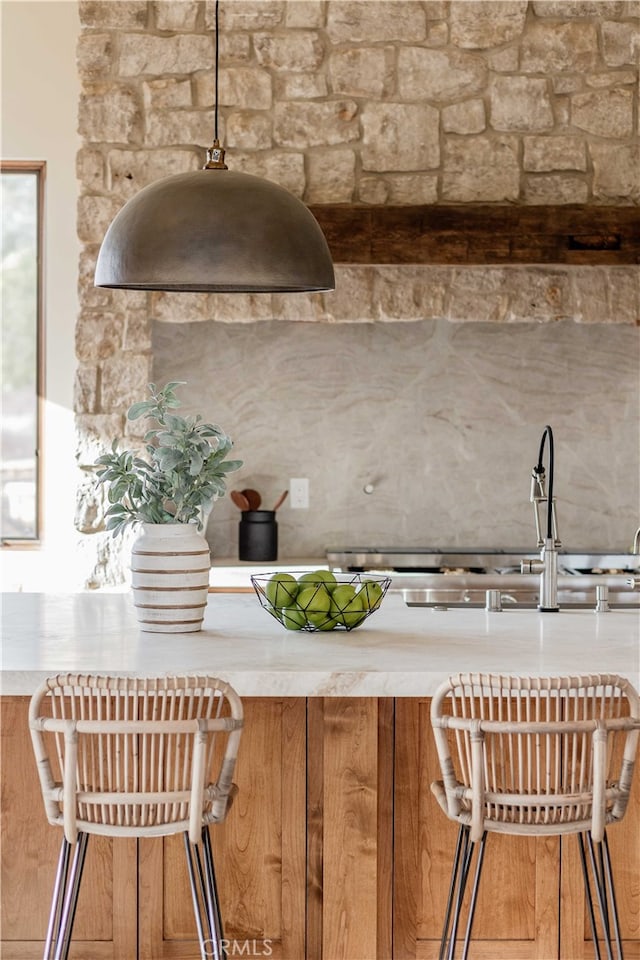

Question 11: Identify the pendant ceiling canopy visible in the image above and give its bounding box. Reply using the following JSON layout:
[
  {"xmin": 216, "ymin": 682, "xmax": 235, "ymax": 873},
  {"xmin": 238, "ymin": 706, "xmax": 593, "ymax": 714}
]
[{"xmin": 94, "ymin": 1, "xmax": 335, "ymax": 295}]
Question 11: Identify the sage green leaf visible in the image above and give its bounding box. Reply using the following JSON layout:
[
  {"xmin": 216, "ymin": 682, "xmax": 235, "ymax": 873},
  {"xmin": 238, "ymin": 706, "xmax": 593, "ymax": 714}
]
[
  {"xmin": 127, "ymin": 400, "xmax": 153, "ymax": 420},
  {"xmin": 91, "ymin": 381, "xmax": 242, "ymax": 536},
  {"xmin": 189, "ymin": 451, "xmax": 203, "ymax": 476}
]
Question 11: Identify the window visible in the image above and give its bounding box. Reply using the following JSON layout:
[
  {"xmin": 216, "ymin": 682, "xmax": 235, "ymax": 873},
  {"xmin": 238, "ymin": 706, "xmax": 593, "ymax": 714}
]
[{"xmin": 1, "ymin": 161, "xmax": 45, "ymax": 543}]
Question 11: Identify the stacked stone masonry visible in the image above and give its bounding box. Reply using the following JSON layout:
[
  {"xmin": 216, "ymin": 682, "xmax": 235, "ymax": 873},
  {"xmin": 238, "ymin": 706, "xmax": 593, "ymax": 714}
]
[{"xmin": 74, "ymin": 1, "xmax": 639, "ymax": 569}]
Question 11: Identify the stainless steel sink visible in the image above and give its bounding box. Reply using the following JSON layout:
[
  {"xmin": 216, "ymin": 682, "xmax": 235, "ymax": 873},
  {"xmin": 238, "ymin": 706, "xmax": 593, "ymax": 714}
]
[
  {"xmin": 326, "ymin": 547, "xmax": 640, "ymax": 610},
  {"xmin": 401, "ymin": 574, "xmax": 640, "ymax": 610}
]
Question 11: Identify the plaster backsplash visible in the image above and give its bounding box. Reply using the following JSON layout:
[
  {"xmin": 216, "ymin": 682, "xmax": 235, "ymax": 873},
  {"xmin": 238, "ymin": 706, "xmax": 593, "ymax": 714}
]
[{"xmin": 153, "ymin": 318, "xmax": 640, "ymax": 559}]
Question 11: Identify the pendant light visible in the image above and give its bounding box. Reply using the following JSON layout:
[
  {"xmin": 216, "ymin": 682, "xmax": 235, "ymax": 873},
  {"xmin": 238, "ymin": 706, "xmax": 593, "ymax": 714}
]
[{"xmin": 95, "ymin": 2, "xmax": 334, "ymax": 293}]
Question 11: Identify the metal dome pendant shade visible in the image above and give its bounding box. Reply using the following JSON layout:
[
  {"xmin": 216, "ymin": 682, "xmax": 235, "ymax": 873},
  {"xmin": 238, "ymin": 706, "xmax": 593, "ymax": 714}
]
[
  {"xmin": 94, "ymin": 2, "xmax": 335, "ymax": 294},
  {"xmin": 94, "ymin": 168, "xmax": 335, "ymax": 293}
]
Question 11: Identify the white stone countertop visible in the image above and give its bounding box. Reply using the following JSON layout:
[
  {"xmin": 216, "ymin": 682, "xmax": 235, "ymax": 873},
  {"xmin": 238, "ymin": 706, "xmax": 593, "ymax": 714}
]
[{"xmin": 2, "ymin": 591, "xmax": 638, "ymax": 697}]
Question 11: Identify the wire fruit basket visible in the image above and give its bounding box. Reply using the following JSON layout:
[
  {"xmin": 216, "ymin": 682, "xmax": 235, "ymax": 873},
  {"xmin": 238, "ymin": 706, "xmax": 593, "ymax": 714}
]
[{"xmin": 251, "ymin": 571, "xmax": 391, "ymax": 632}]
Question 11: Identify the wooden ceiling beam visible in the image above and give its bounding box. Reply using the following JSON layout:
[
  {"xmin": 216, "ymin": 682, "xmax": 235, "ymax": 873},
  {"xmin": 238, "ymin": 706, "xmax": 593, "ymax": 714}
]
[{"xmin": 307, "ymin": 204, "xmax": 640, "ymax": 266}]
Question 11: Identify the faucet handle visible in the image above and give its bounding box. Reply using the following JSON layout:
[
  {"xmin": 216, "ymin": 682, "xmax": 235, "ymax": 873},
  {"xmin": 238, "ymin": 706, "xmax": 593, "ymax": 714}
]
[
  {"xmin": 531, "ymin": 497, "xmax": 544, "ymax": 547},
  {"xmin": 552, "ymin": 500, "xmax": 560, "ymax": 546},
  {"xmin": 485, "ymin": 589, "xmax": 502, "ymax": 612},
  {"xmin": 595, "ymin": 585, "xmax": 610, "ymax": 613}
]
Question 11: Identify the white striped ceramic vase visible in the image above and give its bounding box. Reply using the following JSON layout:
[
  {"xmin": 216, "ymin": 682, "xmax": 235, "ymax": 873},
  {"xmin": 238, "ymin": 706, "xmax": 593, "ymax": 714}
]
[{"xmin": 130, "ymin": 523, "xmax": 211, "ymax": 633}]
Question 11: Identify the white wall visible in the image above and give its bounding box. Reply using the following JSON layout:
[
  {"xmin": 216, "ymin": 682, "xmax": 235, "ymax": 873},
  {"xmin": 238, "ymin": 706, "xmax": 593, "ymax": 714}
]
[{"xmin": 1, "ymin": 0, "xmax": 81, "ymax": 588}]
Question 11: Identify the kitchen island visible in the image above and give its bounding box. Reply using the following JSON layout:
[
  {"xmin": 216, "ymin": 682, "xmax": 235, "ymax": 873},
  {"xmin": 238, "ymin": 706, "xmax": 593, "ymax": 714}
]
[
  {"xmin": 2, "ymin": 591, "xmax": 638, "ymax": 696},
  {"xmin": 2, "ymin": 592, "xmax": 639, "ymax": 959}
]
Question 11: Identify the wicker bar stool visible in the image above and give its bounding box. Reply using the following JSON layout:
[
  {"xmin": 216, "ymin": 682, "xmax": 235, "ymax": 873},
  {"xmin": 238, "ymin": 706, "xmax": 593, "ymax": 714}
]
[
  {"xmin": 29, "ymin": 673, "xmax": 243, "ymax": 960},
  {"xmin": 430, "ymin": 673, "xmax": 639, "ymax": 960}
]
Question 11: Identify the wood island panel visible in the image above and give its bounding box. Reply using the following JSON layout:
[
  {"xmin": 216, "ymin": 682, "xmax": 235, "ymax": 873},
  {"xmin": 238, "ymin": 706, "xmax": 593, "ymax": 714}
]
[
  {"xmin": 0, "ymin": 697, "xmax": 137, "ymax": 960},
  {"xmin": 394, "ymin": 698, "xmax": 559, "ymax": 959},
  {"xmin": 138, "ymin": 698, "xmax": 306, "ymax": 960},
  {"xmin": 2, "ymin": 693, "xmax": 638, "ymax": 959},
  {"xmin": 307, "ymin": 698, "xmax": 393, "ymax": 960},
  {"xmin": 394, "ymin": 697, "xmax": 640, "ymax": 960},
  {"xmin": 560, "ymin": 726, "xmax": 640, "ymax": 960}
]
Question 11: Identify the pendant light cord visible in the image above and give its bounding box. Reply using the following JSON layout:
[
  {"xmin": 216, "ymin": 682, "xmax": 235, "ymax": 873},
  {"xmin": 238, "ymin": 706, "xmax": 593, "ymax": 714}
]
[
  {"xmin": 204, "ymin": 0, "xmax": 227, "ymax": 168},
  {"xmin": 214, "ymin": 0, "xmax": 220, "ymax": 142}
]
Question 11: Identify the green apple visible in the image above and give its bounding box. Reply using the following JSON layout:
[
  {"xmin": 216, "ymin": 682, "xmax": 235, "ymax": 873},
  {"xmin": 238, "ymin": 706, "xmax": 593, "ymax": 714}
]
[
  {"xmin": 298, "ymin": 569, "xmax": 338, "ymax": 593},
  {"xmin": 330, "ymin": 583, "xmax": 357, "ymax": 608},
  {"xmin": 296, "ymin": 585, "xmax": 332, "ymax": 626},
  {"xmin": 265, "ymin": 573, "xmax": 298, "ymax": 608},
  {"xmin": 281, "ymin": 606, "xmax": 307, "ymax": 630},
  {"xmin": 330, "ymin": 584, "xmax": 366, "ymax": 628},
  {"xmin": 358, "ymin": 579, "xmax": 384, "ymax": 611}
]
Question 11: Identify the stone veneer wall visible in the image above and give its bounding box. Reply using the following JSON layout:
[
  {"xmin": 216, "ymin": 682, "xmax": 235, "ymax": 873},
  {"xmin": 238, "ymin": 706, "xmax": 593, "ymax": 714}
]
[{"xmin": 74, "ymin": 0, "xmax": 639, "ymax": 584}]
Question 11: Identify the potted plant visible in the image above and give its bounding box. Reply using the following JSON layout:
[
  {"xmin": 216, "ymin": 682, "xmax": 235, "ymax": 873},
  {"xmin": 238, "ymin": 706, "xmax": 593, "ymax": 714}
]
[{"xmin": 94, "ymin": 380, "xmax": 242, "ymax": 632}]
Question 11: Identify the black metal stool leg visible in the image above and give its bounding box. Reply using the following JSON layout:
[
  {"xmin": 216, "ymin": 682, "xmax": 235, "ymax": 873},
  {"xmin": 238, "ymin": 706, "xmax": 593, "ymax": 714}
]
[
  {"xmin": 601, "ymin": 833, "xmax": 623, "ymax": 960},
  {"xmin": 461, "ymin": 832, "xmax": 487, "ymax": 960},
  {"xmin": 194, "ymin": 841, "xmax": 214, "ymax": 947},
  {"xmin": 578, "ymin": 832, "xmax": 602, "ymax": 960},
  {"xmin": 53, "ymin": 832, "xmax": 89, "ymax": 960},
  {"xmin": 202, "ymin": 825, "xmax": 225, "ymax": 959},
  {"xmin": 439, "ymin": 825, "xmax": 466, "ymax": 960},
  {"xmin": 44, "ymin": 838, "xmax": 71, "ymax": 960},
  {"xmin": 184, "ymin": 833, "xmax": 211, "ymax": 960},
  {"xmin": 440, "ymin": 825, "xmax": 485, "ymax": 960},
  {"xmin": 585, "ymin": 831, "xmax": 624, "ymax": 960},
  {"xmin": 447, "ymin": 827, "xmax": 474, "ymax": 960}
]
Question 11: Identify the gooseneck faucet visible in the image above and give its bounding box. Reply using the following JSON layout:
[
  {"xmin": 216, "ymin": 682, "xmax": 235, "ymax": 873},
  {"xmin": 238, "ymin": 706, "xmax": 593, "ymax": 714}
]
[{"xmin": 521, "ymin": 425, "xmax": 561, "ymax": 612}]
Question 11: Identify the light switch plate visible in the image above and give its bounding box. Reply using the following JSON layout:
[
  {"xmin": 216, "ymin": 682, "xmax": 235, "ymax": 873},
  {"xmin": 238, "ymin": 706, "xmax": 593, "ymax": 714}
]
[{"xmin": 290, "ymin": 478, "xmax": 309, "ymax": 509}]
